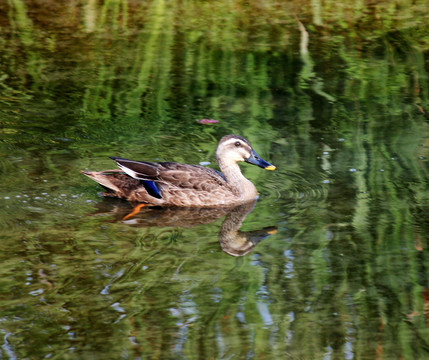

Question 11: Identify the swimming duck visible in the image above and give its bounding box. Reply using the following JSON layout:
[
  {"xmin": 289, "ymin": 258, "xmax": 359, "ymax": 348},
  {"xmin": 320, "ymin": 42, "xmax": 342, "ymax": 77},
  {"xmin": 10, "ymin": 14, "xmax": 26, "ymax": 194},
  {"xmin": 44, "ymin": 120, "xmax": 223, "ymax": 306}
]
[{"xmin": 82, "ymin": 134, "xmax": 275, "ymax": 207}]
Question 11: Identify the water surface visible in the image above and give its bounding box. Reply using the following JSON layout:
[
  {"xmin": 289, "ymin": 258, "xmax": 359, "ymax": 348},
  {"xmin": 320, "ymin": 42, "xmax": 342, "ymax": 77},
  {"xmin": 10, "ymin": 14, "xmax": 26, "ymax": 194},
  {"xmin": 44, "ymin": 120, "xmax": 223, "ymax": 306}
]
[{"xmin": 0, "ymin": 1, "xmax": 428, "ymax": 359}]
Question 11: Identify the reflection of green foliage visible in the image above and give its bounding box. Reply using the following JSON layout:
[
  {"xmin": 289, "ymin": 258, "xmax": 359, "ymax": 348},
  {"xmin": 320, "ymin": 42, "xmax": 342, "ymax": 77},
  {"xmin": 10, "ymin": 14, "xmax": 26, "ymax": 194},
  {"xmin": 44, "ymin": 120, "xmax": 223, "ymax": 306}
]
[{"xmin": 0, "ymin": 0, "xmax": 428, "ymax": 359}]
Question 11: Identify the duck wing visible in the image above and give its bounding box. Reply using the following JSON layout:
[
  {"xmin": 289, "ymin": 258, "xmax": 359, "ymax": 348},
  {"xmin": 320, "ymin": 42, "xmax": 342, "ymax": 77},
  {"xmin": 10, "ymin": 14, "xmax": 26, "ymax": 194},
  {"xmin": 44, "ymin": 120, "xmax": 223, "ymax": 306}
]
[{"xmin": 110, "ymin": 157, "xmax": 228, "ymax": 192}]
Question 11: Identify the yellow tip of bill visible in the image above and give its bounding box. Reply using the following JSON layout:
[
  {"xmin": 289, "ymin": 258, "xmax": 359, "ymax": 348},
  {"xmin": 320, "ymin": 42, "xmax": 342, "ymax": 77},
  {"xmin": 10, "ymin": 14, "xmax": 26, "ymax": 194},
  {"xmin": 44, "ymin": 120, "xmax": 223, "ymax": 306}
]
[{"xmin": 265, "ymin": 165, "xmax": 276, "ymax": 171}]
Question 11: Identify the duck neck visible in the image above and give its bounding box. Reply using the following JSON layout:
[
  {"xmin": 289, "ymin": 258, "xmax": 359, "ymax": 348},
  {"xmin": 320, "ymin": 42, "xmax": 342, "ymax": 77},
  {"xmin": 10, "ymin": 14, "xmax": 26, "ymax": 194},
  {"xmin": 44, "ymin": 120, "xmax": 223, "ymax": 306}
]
[{"xmin": 218, "ymin": 159, "xmax": 258, "ymax": 199}]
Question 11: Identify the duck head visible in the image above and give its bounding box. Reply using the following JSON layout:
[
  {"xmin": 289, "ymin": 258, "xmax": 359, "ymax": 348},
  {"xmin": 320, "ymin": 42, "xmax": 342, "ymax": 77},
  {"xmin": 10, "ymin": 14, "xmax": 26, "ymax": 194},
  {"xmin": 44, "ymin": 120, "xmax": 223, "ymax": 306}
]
[{"xmin": 216, "ymin": 135, "xmax": 276, "ymax": 170}]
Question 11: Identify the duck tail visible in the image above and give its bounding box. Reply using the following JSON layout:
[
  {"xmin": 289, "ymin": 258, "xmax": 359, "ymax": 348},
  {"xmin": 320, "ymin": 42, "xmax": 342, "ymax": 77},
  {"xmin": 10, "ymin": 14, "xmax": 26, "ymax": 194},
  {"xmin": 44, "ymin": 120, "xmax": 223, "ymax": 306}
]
[{"xmin": 81, "ymin": 170, "xmax": 127, "ymax": 194}]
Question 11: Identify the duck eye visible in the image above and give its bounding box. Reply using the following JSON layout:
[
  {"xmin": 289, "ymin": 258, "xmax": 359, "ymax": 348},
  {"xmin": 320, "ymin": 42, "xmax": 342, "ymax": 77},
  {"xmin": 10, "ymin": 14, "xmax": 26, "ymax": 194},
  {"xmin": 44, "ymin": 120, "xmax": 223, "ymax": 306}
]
[{"xmin": 235, "ymin": 141, "xmax": 241, "ymax": 147}]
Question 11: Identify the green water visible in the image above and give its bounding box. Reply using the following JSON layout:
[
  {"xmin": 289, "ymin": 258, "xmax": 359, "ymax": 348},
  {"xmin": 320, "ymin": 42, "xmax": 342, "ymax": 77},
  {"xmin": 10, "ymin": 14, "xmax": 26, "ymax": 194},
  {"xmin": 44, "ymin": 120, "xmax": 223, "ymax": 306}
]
[{"xmin": 1, "ymin": 1, "xmax": 429, "ymax": 359}]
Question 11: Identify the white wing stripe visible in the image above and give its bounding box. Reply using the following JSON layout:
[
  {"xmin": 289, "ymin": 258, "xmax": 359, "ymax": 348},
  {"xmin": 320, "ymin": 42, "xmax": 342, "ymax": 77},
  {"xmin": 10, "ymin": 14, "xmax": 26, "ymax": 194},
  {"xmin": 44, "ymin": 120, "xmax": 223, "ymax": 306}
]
[{"xmin": 117, "ymin": 163, "xmax": 142, "ymax": 180}]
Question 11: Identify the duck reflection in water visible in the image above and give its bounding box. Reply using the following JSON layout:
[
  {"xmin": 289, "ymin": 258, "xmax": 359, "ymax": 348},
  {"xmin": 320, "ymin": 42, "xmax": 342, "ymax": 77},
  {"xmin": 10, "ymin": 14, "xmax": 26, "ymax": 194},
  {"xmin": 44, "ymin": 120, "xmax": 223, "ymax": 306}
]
[{"xmin": 92, "ymin": 199, "xmax": 276, "ymax": 256}]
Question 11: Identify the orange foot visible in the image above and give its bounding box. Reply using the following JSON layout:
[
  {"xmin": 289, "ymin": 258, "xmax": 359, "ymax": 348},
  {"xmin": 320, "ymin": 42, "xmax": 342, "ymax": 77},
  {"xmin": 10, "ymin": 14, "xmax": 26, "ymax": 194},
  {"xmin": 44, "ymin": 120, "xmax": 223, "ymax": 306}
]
[{"xmin": 122, "ymin": 203, "xmax": 147, "ymax": 220}]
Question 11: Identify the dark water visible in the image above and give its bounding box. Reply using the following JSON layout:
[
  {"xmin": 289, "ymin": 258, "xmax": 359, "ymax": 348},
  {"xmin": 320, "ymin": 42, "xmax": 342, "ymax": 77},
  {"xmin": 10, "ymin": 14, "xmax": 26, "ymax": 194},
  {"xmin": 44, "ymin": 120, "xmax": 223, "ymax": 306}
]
[{"xmin": 1, "ymin": 1, "xmax": 429, "ymax": 359}]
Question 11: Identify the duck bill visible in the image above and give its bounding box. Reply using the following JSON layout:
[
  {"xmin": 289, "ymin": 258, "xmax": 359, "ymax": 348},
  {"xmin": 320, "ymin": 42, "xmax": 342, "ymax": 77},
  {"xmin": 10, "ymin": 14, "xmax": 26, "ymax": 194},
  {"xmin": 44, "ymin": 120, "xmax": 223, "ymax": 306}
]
[{"xmin": 245, "ymin": 149, "xmax": 276, "ymax": 170}]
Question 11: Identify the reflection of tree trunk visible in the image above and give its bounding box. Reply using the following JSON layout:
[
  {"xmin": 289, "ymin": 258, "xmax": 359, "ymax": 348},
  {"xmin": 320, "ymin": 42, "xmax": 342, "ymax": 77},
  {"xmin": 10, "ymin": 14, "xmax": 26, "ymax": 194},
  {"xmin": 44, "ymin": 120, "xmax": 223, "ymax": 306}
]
[{"xmin": 84, "ymin": 0, "xmax": 97, "ymax": 33}]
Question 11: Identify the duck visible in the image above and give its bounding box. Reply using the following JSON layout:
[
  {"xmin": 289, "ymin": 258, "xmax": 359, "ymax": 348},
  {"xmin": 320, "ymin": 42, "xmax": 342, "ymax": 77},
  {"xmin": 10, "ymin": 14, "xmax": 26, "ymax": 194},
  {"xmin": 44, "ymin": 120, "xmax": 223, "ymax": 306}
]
[{"xmin": 81, "ymin": 134, "xmax": 275, "ymax": 208}]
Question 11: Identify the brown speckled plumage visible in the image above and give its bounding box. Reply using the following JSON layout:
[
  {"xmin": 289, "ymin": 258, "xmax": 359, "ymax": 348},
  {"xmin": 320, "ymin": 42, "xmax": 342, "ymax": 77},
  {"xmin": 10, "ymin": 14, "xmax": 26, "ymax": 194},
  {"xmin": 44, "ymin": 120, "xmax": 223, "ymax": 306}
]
[{"xmin": 82, "ymin": 135, "xmax": 275, "ymax": 207}]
